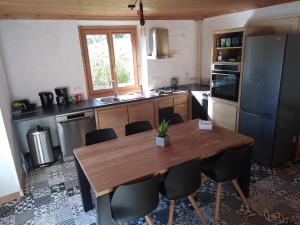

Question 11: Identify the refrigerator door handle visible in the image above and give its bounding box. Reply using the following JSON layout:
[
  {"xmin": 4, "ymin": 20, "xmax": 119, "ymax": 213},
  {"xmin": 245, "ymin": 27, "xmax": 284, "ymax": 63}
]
[
  {"xmin": 241, "ymin": 108, "xmax": 273, "ymax": 119},
  {"xmin": 241, "ymin": 108, "xmax": 261, "ymax": 118}
]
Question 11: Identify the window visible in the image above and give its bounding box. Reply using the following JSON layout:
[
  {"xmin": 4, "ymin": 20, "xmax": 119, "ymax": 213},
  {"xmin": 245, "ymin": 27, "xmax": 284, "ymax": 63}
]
[{"xmin": 79, "ymin": 26, "xmax": 140, "ymax": 98}]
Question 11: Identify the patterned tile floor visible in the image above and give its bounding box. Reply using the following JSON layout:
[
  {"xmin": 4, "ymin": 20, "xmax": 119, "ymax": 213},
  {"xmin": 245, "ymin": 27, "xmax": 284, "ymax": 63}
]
[{"xmin": 0, "ymin": 161, "xmax": 300, "ymax": 225}]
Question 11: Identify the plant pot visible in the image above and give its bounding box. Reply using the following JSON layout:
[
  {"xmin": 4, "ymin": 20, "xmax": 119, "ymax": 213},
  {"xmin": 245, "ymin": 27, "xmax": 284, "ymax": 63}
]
[
  {"xmin": 156, "ymin": 136, "xmax": 169, "ymax": 148},
  {"xmin": 12, "ymin": 106, "xmax": 23, "ymax": 116}
]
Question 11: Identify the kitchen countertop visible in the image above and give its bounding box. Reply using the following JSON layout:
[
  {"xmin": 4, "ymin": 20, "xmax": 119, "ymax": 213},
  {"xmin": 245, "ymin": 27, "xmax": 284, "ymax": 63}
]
[{"xmin": 12, "ymin": 84, "xmax": 210, "ymax": 123}]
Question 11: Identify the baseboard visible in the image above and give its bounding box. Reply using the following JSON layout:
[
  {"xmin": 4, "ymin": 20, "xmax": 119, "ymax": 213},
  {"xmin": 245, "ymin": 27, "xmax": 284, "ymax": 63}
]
[
  {"xmin": 0, "ymin": 191, "xmax": 20, "ymax": 204},
  {"xmin": 0, "ymin": 171, "xmax": 26, "ymax": 204}
]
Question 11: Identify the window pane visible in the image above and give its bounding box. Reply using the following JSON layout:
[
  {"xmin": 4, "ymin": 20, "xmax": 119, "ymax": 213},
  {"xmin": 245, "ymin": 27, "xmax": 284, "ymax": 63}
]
[
  {"xmin": 112, "ymin": 33, "xmax": 135, "ymax": 87},
  {"xmin": 86, "ymin": 34, "xmax": 112, "ymax": 90}
]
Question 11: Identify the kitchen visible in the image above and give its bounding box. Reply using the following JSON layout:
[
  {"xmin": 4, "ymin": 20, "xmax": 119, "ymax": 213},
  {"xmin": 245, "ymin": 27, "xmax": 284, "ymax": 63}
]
[{"xmin": 1, "ymin": 1, "xmax": 300, "ymax": 225}]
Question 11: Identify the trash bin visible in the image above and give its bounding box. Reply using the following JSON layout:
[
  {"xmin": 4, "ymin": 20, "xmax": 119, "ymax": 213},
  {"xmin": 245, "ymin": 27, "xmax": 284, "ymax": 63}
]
[{"xmin": 27, "ymin": 125, "xmax": 54, "ymax": 167}]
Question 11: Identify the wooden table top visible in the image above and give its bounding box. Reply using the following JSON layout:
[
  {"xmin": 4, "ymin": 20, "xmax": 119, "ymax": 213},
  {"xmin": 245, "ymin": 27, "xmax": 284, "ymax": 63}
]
[{"xmin": 74, "ymin": 120, "xmax": 253, "ymax": 197}]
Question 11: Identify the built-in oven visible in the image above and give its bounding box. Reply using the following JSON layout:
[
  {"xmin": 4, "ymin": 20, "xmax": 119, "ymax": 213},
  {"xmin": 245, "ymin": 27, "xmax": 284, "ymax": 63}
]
[{"xmin": 211, "ymin": 63, "xmax": 240, "ymax": 102}]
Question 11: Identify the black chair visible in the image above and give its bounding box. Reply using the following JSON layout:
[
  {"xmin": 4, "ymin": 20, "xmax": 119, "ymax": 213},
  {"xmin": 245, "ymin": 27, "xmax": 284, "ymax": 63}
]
[
  {"xmin": 165, "ymin": 113, "xmax": 184, "ymax": 125},
  {"xmin": 111, "ymin": 176, "xmax": 159, "ymax": 225},
  {"xmin": 199, "ymin": 144, "xmax": 252, "ymax": 224},
  {"xmin": 159, "ymin": 107, "xmax": 184, "ymax": 125},
  {"xmin": 160, "ymin": 160, "xmax": 208, "ymax": 225},
  {"xmin": 125, "ymin": 121, "xmax": 153, "ymax": 136},
  {"xmin": 85, "ymin": 128, "xmax": 117, "ymax": 146}
]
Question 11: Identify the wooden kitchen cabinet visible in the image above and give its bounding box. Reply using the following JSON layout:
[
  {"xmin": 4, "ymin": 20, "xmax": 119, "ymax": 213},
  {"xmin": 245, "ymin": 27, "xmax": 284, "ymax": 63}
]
[
  {"xmin": 174, "ymin": 104, "xmax": 188, "ymax": 121},
  {"xmin": 174, "ymin": 95, "xmax": 188, "ymax": 121},
  {"xmin": 128, "ymin": 101, "xmax": 155, "ymax": 127},
  {"xmin": 157, "ymin": 94, "xmax": 189, "ymax": 122},
  {"xmin": 208, "ymin": 98, "xmax": 238, "ymax": 131},
  {"xmin": 96, "ymin": 106, "xmax": 128, "ymax": 137},
  {"xmin": 96, "ymin": 93, "xmax": 191, "ymax": 137}
]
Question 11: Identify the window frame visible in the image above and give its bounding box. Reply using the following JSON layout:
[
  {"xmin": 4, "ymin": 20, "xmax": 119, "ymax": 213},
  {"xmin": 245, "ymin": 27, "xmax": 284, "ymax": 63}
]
[{"xmin": 79, "ymin": 26, "xmax": 141, "ymax": 98}]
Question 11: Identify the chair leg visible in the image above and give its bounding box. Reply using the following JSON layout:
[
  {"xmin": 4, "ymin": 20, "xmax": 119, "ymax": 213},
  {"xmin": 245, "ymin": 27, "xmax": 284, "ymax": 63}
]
[
  {"xmin": 188, "ymin": 195, "xmax": 208, "ymax": 225},
  {"xmin": 232, "ymin": 179, "xmax": 250, "ymax": 209},
  {"xmin": 214, "ymin": 182, "xmax": 222, "ymax": 225},
  {"xmin": 201, "ymin": 174, "xmax": 209, "ymax": 185},
  {"xmin": 145, "ymin": 215, "xmax": 155, "ymax": 225},
  {"xmin": 168, "ymin": 200, "xmax": 175, "ymax": 225},
  {"xmin": 122, "ymin": 222, "xmax": 128, "ymax": 225}
]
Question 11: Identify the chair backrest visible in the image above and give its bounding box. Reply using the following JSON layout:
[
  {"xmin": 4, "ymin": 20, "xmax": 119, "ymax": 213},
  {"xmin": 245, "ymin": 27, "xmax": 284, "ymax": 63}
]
[
  {"xmin": 162, "ymin": 160, "xmax": 201, "ymax": 200},
  {"xmin": 111, "ymin": 176, "xmax": 159, "ymax": 222},
  {"xmin": 125, "ymin": 121, "xmax": 153, "ymax": 136},
  {"xmin": 85, "ymin": 128, "xmax": 117, "ymax": 146},
  {"xmin": 214, "ymin": 144, "xmax": 253, "ymax": 181},
  {"xmin": 159, "ymin": 113, "xmax": 183, "ymax": 125}
]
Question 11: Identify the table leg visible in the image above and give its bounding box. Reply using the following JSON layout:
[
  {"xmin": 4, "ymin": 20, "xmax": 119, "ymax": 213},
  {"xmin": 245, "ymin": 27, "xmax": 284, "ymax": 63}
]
[
  {"xmin": 237, "ymin": 145, "xmax": 253, "ymax": 197},
  {"xmin": 74, "ymin": 158, "xmax": 94, "ymax": 212},
  {"xmin": 96, "ymin": 194, "xmax": 114, "ymax": 225}
]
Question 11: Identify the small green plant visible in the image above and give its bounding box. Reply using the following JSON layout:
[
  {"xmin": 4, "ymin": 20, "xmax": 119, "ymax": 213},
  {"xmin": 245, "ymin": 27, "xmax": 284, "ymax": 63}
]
[
  {"xmin": 12, "ymin": 102, "xmax": 26, "ymax": 109},
  {"xmin": 157, "ymin": 120, "xmax": 170, "ymax": 138}
]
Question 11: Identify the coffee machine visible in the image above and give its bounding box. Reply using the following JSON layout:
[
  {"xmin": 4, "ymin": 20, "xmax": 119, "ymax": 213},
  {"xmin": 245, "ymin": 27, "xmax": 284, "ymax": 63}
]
[
  {"xmin": 39, "ymin": 92, "xmax": 54, "ymax": 108},
  {"xmin": 55, "ymin": 87, "xmax": 69, "ymax": 106}
]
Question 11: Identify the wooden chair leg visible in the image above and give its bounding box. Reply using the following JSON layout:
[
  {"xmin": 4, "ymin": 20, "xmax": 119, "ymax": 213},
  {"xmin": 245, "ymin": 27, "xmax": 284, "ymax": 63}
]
[
  {"xmin": 214, "ymin": 182, "xmax": 222, "ymax": 225},
  {"xmin": 122, "ymin": 222, "xmax": 128, "ymax": 225},
  {"xmin": 188, "ymin": 195, "xmax": 209, "ymax": 225},
  {"xmin": 168, "ymin": 200, "xmax": 175, "ymax": 225},
  {"xmin": 201, "ymin": 174, "xmax": 209, "ymax": 185},
  {"xmin": 145, "ymin": 215, "xmax": 155, "ymax": 225},
  {"xmin": 232, "ymin": 179, "xmax": 250, "ymax": 209}
]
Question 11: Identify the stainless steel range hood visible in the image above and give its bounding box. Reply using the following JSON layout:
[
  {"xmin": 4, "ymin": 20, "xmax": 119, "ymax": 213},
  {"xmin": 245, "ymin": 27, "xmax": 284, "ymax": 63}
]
[{"xmin": 148, "ymin": 28, "xmax": 171, "ymax": 59}]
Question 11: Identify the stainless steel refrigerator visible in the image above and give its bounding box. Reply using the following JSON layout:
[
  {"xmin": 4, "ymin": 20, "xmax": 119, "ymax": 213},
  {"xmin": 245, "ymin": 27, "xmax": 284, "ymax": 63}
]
[{"xmin": 239, "ymin": 34, "xmax": 300, "ymax": 167}]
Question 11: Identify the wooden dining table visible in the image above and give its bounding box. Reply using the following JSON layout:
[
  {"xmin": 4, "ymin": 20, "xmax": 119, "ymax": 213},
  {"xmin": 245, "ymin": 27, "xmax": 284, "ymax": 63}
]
[{"xmin": 73, "ymin": 119, "xmax": 253, "ymax": 225}]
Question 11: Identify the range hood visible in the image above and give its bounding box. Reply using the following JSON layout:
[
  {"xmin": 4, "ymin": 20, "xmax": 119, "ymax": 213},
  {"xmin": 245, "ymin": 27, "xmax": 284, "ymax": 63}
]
[{"xmin": 148, "ymin": 28, "xmax": 173, "ymax": 59}]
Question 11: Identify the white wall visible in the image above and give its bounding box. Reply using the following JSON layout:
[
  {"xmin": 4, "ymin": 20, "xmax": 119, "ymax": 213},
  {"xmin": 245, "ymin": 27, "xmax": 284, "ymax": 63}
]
[
  {"xmin": 200, "ymin": 1, "xmax": 300, "ymax": 79},
  {"xmin": 145, "ymin": 20, "xmax": 198, "ymax": 89},
  {"xmin": 0, "ymin": 52, "xmax": 21, "ymax": 197},
  {"xmin": 0, "ymin": 20, "xmax": 147, "ymax": 105}
]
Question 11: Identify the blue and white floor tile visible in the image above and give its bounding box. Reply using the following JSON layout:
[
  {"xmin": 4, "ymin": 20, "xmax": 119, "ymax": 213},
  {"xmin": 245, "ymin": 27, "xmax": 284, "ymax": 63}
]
[{"xmin": 1, "ymin": 160, "xmax": 300, "ymax": 225}]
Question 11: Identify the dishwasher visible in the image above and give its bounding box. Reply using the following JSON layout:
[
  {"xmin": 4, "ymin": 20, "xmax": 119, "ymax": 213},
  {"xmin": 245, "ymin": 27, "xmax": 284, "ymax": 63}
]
[{"xmin": 56, "ymin": 110, "xmax": 96, "ymax": 162}]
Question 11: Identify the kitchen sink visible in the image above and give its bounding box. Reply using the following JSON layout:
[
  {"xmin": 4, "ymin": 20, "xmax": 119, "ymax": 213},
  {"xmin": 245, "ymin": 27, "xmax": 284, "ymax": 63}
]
[
  {"xmin": 98, "ymin": 96, "xmax": 121, "ymax": 104},
  {"xmin": 97, "ymin": 93, "xmax": 145, "ymax": 104},
  {"xmin": 118, "ymin": 93, "xmax": 145, "ymax": 101}
]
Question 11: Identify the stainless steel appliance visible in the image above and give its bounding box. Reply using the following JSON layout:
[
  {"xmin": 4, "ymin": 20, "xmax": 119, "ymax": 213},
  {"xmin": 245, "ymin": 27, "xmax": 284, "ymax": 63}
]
[
  {"xmin": 239, "ymin": 34, "xmax": 300, "ymax": 167},
  {"xmin": 148, "ymin": 28, "xmax": 170, "ymax": 59},
  {"xmin": 211, "ymin": 63, "xmax": 240, "ymax": 102},
  {"xmin": 27, "ymin": 125, "xmax": 54, "ymax": 167},
  {"xmin": 55, "ymin": 87, "xmax": 69, "ymax": 106},
  {"xmin": 56, "ymin": 110, "xmax": 96, "ymax": 162},
  {"xmin": 39, "ymin": 92, "xmax": 54, "ymax": 109}
]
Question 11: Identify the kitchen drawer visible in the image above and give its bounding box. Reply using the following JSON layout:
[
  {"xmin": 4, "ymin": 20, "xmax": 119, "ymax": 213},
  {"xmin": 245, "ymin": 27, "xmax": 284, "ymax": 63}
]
[
  {"xmin": 209, "ymin": 99, "xmax": 237, "ymax": 131},
  {"xmin": 158, "ymin": 98, "xmax": 173, "ymax": 108},
  {"xmin": 174, "ymin": 95, "xmax": 188, "ymax": 106}
]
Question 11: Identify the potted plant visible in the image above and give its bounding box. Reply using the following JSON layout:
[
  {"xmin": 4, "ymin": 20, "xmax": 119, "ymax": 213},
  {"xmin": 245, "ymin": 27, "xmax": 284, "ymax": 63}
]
[
  {"xmin": 156, "ymin": 120, "xmax": 170, "ymax": 147},
  {"xmin": 12, "ymin": 101, "xmax": 26, "ymax": 116}
]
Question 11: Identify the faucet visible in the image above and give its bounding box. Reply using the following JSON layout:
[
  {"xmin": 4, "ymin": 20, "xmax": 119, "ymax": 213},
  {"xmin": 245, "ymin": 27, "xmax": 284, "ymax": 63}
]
[{"xmin": 110, "ymin": 80, "xmax": 119, "ymax": 97}]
